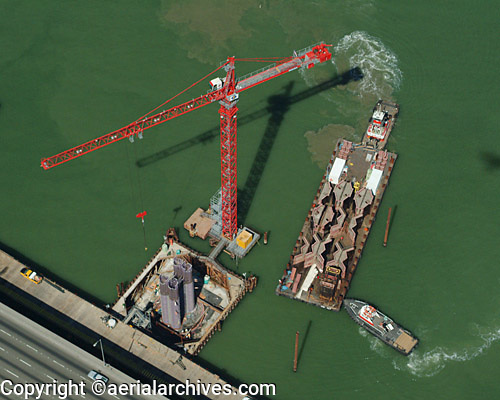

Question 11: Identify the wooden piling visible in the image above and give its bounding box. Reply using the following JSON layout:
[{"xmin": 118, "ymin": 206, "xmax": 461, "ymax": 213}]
[
  {"xmin": 383, "ymin": 207, "xmax": 392, "ymax": 247},
  {"xmin": 293, "ymin": 331, "xmax": 299, "ymax": 372}
]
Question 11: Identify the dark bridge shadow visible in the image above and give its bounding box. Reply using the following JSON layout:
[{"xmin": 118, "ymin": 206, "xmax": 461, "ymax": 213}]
[
  {"xmin": 0, "ymin": 241, "xmax": 103, "ymax": 306},
  {"xmin": 136, "ymin": 67, "xmax": 363, "ymax": 168},
  {"xmin": 237, "ymin": 81, "xmax": 294, "ymax": 224}
]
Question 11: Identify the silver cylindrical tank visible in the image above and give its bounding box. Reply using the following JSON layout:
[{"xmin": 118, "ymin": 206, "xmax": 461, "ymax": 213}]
[
  {"xmin": 159, "ymin": 274, "xmax": 170, "ymax": 325},
  {"xmin": 181, "ymin": 262, "xmax": 195, "ymax": 314},
  {"xmin": 167, "ymin": 277, "xmax": 181, "ymax": 330}
]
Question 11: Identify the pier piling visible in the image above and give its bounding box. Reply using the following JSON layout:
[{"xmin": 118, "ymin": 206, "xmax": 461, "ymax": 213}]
[
  {"xmin": 293, "ymin": 331, "xmax": 299, "ymax": 372},
  {"xmin": 383, "ymin": 207, "xmax": 392, "ymax": 247}
]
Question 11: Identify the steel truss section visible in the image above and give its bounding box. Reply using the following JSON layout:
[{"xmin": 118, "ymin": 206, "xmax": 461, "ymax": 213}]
[{"xmin": 219, "ymin": 102, "xmax": 238, "ymax": 240}]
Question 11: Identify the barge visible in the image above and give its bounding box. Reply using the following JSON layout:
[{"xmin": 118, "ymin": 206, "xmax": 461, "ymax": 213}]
[
  {"xmin": 276, "ymin": 100, "xmax": 399, "ymax": 311},
  {"xmin": 344, "ymin": 299, "xmax": 418, "ymax": 355}
]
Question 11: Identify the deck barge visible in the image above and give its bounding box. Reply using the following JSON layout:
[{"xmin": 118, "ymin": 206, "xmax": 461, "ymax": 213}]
[{"xmin": 276, "ymin": 100, "xmax": 399, "ymax": 311}]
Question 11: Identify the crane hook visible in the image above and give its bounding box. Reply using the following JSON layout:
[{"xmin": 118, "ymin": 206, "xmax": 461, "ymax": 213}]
[{"xmin": 136, "ymin": 211, "xmax": 148, "ymax": 251}]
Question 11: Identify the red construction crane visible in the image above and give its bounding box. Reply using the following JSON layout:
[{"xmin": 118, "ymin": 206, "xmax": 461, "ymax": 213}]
[{"xmin": 41, "ymin": 43, "xmax": 332, "ymax": 240}]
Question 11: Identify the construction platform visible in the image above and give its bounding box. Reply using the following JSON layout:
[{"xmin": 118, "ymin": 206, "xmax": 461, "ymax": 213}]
[
  {"xmin": 184, "ymin": 189, "xmax": 260, "ymax": 259},
  {"xmin": 276, "ymin": 100, "xmax": 399, "ymax": 311},
  {"xmin": 113, "ymin": 228, "xmax": 257, "ymax": 356}
]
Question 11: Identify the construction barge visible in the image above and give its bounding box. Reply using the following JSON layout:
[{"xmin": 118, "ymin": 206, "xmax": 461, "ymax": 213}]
[
  {"xmin": 113, "ymin": 228, "xmax": 257, "ymax": 356},
  {"xmin": 276, "ymin": 100, "xmax": 399, "ymax": 311}
]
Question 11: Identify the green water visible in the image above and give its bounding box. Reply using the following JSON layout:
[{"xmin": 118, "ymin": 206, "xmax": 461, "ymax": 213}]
[{"xmin": 2, "ymin": 0, "xmax": 500, "ymax": 398}]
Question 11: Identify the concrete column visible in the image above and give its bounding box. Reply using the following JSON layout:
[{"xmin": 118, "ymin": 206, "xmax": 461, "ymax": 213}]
[
  {"xmin": 167, "ymin": 277, "xmax": 182, "ymax": 330},
  {"xmin": 159, "ymin": 274, "xmax": 170, "ymax": 326},
  {"xmin": 182, "ymin": 262, "xmax": 195, "ymax": 314},
  {"xmin": 173, "ymin": 257, "xmax": 183, "ymax": 279}
]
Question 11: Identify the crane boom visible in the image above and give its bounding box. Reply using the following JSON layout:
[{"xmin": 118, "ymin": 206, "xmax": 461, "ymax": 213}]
[
  {"xmin": 41, "ymin": 42, "xmax": 332, "ymax": 240},
  {"xmin": 41, "ymin": 85, "xmax": 226, "ymax": 170},
  {"xmin": 236, "ymin": 42, "xmax": 331, "ymax": 92},
  {"xmin": 41, "ymin": 43, "xmax": 331, "ymax": 170}
]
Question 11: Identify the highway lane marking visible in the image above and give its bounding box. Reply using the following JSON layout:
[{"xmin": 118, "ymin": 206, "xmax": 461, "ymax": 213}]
[
  {"xmin": 0, "ymin": 328, "xmax": 12, "ymax": 336},
  {"xmin": 19, "ymin": 359, "xmax": 31, "ymax": 367},
  {"xmin": 0, "ymin": 346, "xmax": 5, "ymax": 351},
  {"xmin": 46, "ymin": 374, "xmax": 56, "ymax": 381},
  {"xmin": 26, "ymin": 344, "xmax": 38, "ymax": 352},
  {"xmin": 5, "ymin": 369, "xmax": 19, "ymax": 378},
  {"xmin": 111, "ymin": 395, "xmax": 120, "ymax": 400},
  {"xmin": 53, "ymin": 360, "xmax": 65, "ymax": 368}
]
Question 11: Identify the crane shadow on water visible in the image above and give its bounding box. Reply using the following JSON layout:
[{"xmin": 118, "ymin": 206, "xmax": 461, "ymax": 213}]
[
  {"xmin": 238, "ymin": 67, "xmax": 363, "ymax": 224},
  {"xmin": 137, "ymin": 67, "xmax": 363, "ymax": 225},
  {"xmin": 237, "ymin": 81, "xmax": 294, "ymax": 224},
  {"xmin": 135, "ymin": 67, "xmax": 363, "ymax": 169}
]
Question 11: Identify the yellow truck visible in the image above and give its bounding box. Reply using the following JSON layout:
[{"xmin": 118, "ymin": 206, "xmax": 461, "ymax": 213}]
[{"xmin": 20, "ymin": 267, "xmax": 43, "ymax": 284}]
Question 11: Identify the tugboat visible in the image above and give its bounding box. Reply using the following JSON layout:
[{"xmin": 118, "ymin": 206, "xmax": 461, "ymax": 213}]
[
  {"xmin": 363, "ymin": 100, "xmax": 399, "ymax": 149},
  {"xmin": 367, "ymin": 108, "xmax": 390, "ymax": 139},
  {"xmin": 344, "ymin": 299, "xmax": 418, "ymax": 355}
]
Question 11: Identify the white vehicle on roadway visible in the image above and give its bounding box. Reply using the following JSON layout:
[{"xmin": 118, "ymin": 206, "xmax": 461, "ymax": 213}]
[{"xmin": 87, "ymin": 370, "xmax": 109, "ymax": 383}]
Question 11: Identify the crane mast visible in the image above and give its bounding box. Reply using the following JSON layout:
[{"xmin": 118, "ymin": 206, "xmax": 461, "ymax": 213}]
[
  {"xmin": 41, "ymin": 43, "xmax": 332, "ymax": 240},
  {"xmin": 219, "ymin": 58, "xmax": 239, "ymax": 239}
]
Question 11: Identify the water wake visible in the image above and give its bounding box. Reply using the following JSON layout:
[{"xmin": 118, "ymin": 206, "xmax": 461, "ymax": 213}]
[
  {"xmin": 357, "ymin": 322, "xmax": 500, "ymax": 377},
  {"xmin": 392, "ymin": 326, "xmax": 500, "ymax": 377},
  {"xmin": 333, "ymin": 31, "xmax": 402, "ymax": 98},
  {"xmin": 358, "ymin": 326, "xmax": 369, "ymax": 337},
  {"xmin": 358, "ymin": 327, "xmax": 387, "ymax": 356}
]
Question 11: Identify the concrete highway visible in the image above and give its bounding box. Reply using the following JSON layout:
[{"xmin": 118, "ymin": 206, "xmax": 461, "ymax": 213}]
[{"xmin": 0, "ymin": 302, "xmax": 167, "ymax": 399}]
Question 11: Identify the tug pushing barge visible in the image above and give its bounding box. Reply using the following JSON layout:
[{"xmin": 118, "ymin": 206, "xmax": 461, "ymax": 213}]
[
  {"xmin": 276, "ymin": 100, "xmax": 399, "ymax": 311},
  {"xmin": 344, "ymin": 299, "xmax": 418, "ymax": 355}
]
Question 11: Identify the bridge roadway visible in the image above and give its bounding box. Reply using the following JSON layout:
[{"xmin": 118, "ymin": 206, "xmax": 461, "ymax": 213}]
[
  {"xmin": 0, "ymin": 302, "xmax": 165, "ymax": 400},
  {"xmin": 0, "ymin": 250, "xmax": 245, "ymax": 400}
]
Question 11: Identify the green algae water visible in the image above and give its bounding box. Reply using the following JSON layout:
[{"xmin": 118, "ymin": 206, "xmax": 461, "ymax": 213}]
[{"xmin": 2, "ymin": 0, "xmax": 500, "ymax": 398}]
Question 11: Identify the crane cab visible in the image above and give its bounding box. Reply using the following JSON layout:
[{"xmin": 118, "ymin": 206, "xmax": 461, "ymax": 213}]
[{"xmin": 209, "ymin": 77, "xmax": 225, "ymax": 91}]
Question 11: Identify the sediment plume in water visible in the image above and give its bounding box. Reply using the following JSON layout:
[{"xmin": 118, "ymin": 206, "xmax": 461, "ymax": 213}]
[{"xmin": 304, "ymin": 124, "xmax": 358, "ymax": 167}]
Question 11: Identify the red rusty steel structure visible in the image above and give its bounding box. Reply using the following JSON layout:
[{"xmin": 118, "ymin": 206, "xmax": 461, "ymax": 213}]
[
  {"xmin": 41, "ymin": 43, "xmax": 332, "ymax": 240},
  {"xmin": 218, "ymin": 58, "xmax": 239, "ymax": 239}
]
